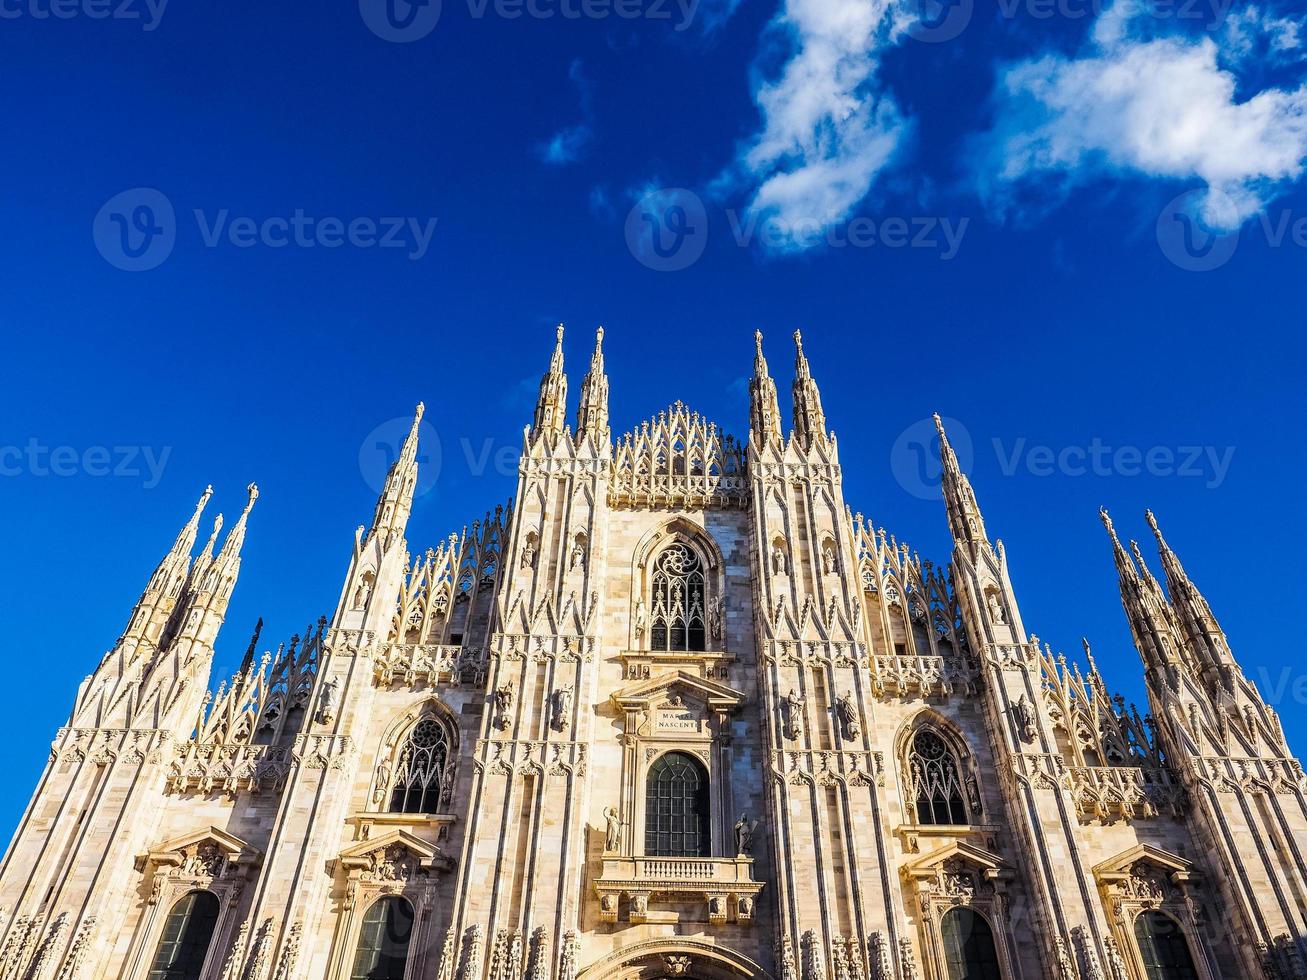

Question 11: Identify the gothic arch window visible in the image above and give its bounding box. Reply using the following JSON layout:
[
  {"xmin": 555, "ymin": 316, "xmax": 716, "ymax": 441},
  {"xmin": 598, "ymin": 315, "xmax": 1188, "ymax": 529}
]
[
  {"xmin": 146, "ymin": 891, "xmax": 220, "ymax": 980},
  {"xmin": 350, "ymin": 896, "xmax": 414, "ymax": 980},
  {"xmin": 1134, "ymin": 911, "xmax": 1200, "ymax": 980},
  {"xmin": 939, "ymin": 908, "xmax": 1003, "ymax": 980},
  {"xmin": 383, "ymin": 714, "xmax": 455, "ymax": 814},
  {"xmin": 649, "ymin": 544, "xmax": 706, "ymax": 652},
  {"xmin": 645, "ymin": 751, "xmax": 710, "ymax": 857},
  {"xmin": 908, "ymin": 728, "xmax": 969, "ymax": 825}
]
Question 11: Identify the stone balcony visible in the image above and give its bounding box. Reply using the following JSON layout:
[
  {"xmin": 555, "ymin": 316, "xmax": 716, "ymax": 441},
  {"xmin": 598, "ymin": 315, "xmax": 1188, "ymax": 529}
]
[
  {"xmin": 372, "ymin": 643, "xmax": 488, "ymax": 687},
  {"xmin": 593, "ymin": 855, "xmax": 764, "ymax": 924}
]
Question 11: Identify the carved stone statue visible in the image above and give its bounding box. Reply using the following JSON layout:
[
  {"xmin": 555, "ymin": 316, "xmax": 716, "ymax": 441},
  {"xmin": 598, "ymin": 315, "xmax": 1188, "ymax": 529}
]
[
  {"xmin": 635, "ymin": 599, "xmax": 648, "ymax": 637},
  {"xmin": 569, "ymin": 540, "xmax": 586, "ymax": 572},
  {"xmin": 1013, "ymin": 694, "xmax": 1035, "ymax": 742},
  {"xmin": 734, "ymin": 813, "xmax": 757, "ymax": 856},
  {"xmin": 772, "ymin": 544, "xmax": 787, "ymax": 575},
  {"xmin": 550, "ymin": 686, "xmax": 572, "ymax": 732},
  {"xmin": 663, "ymin": 956, "xmax": 692, "ymax": 977},
  {"xmin": 986, "ymin": 589, "xmax": 1007, "ymax": 624},
  {"xmin": 494, "ymin": 680, "xmax": 516, "ymax": 730},
  {"xmin": 520, "ymin": 541, "xmax": 536, "ymax": 569},
  {"xmin": 603, "ymin": 806, "xmax": 621, "ymax": 851},
  {"xmin": 784, "ymin": 689, "xmax": 805, "ymax": 740},
  {"xmin": 834, "ymin": 692, "xmax": 861, "ymax": 738},
  {"xmin": 709, "ymin": 594, "xmax": 725, "ymax": 641},
  {"xmin": 822, "ymin": 547, "xmax": 837, "ymax": 575},
  {"xmin": 315, "ymin": 676, "xmax": 339, "ymax": 725}
]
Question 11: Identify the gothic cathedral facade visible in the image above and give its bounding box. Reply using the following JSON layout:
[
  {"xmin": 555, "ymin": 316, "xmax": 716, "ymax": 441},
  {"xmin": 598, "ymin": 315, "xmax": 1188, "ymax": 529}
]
[{"xmin": 2, "ymin": 327, "xmax": 1305, "ymax": 980}]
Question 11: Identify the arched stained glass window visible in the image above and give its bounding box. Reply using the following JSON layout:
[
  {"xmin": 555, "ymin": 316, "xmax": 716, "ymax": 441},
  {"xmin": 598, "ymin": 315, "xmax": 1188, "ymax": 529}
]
[
  {"xmin": 649, "ymin": 544, "xmax": 706, "ymax": 652},
  {"xmin": 909, "ymin": 729, "xmax": 969, "ymax": 825},
  {"xmin": 645, "ymin": 751, "xmax": 710, "ymax": 857},
  {"xmin": 350, "ymin": 897, "xmax": 414, "ymax": 980},
  {"xmin": 940, "ymin": 908, "xmax": 1003, "ymax": 980},
  {"xmin": 389, "ymin": 717, "xmax": 452, "ymax": 814},
  {"xmin": 147, "ymin": 891, "xmax": 220, "ymax": 980},
  {"xmin": 1135, "ymin": 911, "xmax": 1200, "ymax": 980}
]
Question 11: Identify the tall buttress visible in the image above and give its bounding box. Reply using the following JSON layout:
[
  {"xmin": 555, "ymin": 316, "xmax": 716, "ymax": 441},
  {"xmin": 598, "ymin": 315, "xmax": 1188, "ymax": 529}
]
[{"xmin": 1102, "ymin": 508, "xmax": 1307, "ymax": 973}]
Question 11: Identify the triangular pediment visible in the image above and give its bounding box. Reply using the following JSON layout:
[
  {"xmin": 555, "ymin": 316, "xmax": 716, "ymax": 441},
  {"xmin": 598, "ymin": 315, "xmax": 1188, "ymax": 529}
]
[
  {"xmin": 1093, "ymin": 843, "xmax": 1194, "ymax": 881},
  {"xmin": 336, "ymin": 828, "xmax": 443, "ymax": 868},
  {"xmin": 611, "ymin": 669, "xmax": 747, "ymax": 712},
  {"xmin": 902, "ymin": 840, "xmax": 1012, "ymax": 881},
  {"xmin": 137, "ymin": 826, "xmax": 260, "ymax": 872}
]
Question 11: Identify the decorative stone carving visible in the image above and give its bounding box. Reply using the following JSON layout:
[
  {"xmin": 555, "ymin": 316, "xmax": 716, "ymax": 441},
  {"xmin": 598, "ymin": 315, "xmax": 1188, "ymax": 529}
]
[
  {"xmin": 550, "ymin": 686, "xmax": 572, "ymax": 732},
  {"xmin": 784, "ymin": 689, "xmax": 805, "ymax": 740},
  {"xmin": 733, "ymin": 813, "xmax": 758, "ymax": 856},
  {"xmin": 834, "ymin": 692, "xmax": 861, "ymax": 739},
  {"xmin": 603, "ymin": 807, "xmax": 621, "ymax": 852},
  {"xmin": 314, "ymin": 675, "xmax": 339, "ymax": 725},
  {"xmin": 493, "ymin": 680, "xmax": 515, "ymax": 730}
]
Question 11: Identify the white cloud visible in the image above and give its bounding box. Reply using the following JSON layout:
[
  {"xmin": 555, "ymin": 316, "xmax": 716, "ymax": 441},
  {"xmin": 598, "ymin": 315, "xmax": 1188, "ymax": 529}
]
[
  {"xmin": 982, "ymin": 4, "xmax": 1307, "ymax": 229},
  {"xmin": 537, "ymin": 60, "xmax": 595, "ymax": 167},
  {"xmin": 726, "ymin": 0, "xmax": 909, "ymax": 251}
]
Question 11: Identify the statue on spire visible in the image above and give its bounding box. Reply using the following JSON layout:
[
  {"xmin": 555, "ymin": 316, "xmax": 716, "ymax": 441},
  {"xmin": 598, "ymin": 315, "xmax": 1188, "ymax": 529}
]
[
  {"xmin": 748, "ymin": 330, "xmax": 783, "ymax": 449},
  {"xmin": 575, "ymin": 325, "xmax": 610, "ymax": 446},
  {"xmin": 532, "ymin": 324, "xmax": 568, "ymax": 442},
  {"xmin": 790, "ymin": 330, "xmax": 828, "ymax": 451}
]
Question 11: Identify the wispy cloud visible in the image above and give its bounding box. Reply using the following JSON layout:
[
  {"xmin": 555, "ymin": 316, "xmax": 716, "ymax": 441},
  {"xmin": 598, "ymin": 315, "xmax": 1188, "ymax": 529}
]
[
  {"xmin": 976, "ymin": 3, "xmax": 1307, "ymax": 230},
  {"xmin": 721, "ymin": 0, "xmax": 910, "ymax": 252},
  {"xmin": 536, "ymin": 60, "xmax": 595, "ymax": 167}
]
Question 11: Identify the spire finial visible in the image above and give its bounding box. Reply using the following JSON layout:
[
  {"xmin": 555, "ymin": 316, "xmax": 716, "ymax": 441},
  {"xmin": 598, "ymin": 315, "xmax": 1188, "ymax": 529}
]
[
  {"xmin": 790, "ymin": 330, "xmax": 826, "ymax": 447},
  {"xmin": 1099, "ymin": 506, "xmax": 1118, "ymax": 541},
  {"xmin": 575, "ymin": 323, "xmax": 610, "ymax": 445},
  {"xmin": 755, "ymin": 329, "xmax": 764, "ymax": 356}
]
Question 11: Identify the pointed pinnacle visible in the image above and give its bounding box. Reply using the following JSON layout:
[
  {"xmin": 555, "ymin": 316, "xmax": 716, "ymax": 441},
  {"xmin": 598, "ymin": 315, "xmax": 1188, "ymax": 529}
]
[
  {"xmin": 1145, "ymin": 508, "xmax": 1167, "ymax": 548},
  {"xmin": 1098, "ymin": 507, "xmax": 1118, "ymax": 540}
]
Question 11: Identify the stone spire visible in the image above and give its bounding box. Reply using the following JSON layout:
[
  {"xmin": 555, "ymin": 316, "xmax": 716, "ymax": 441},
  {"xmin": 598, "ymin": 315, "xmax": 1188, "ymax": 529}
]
[
  {"xmin": 116, "ymin": 485, "xmax": 213, "ymax": 655},
  {"xmin": 1099, "ymin": 508, "xmax": 1183, "ymax": 677},
  {"xmin": 935, "ymin": 414, "xmax": 989, "ymax": 556},
  {"xmin": 532, "ymin": 324, "xmax": 568, "ymax": 442},
  {"xmin": 575, "ymin": 326, "xmax": 610, "ymax": 446},
  {"xmin": 369, "ymin": 403, "xmax": 424, "ymax": 546},
  {"xmin": 790, "ymin": 330, "xmax": 828, "ymax": 451},
  {"xmin": 1146, "ymin": 509, "xmax": 1237, "ymax": 682},
  {"xmin": 194, "ymin": 484, "xmax": 259, "ymax": 605},
  {"xmin": 748, "ymin": 330, "xmax": 783, "ymax": 449}
]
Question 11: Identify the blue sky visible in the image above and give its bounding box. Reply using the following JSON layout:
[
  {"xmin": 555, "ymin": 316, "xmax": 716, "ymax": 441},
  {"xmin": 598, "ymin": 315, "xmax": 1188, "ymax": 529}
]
[{"xmin": 2, "ymin": 0, "xmax": 1307, "ymax": 836}]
